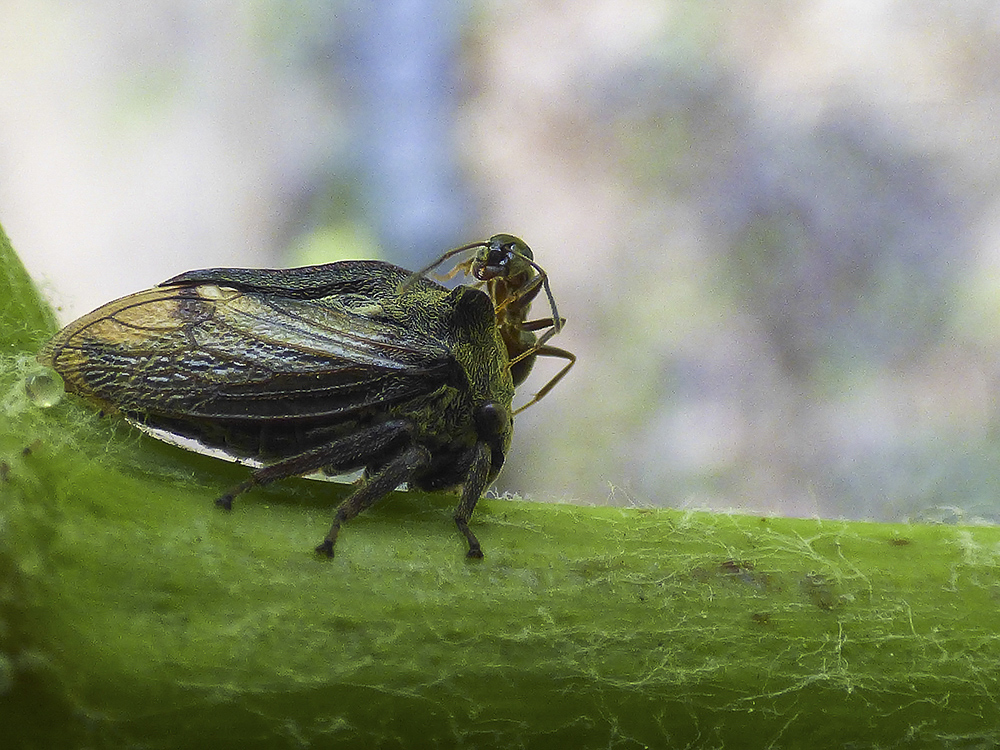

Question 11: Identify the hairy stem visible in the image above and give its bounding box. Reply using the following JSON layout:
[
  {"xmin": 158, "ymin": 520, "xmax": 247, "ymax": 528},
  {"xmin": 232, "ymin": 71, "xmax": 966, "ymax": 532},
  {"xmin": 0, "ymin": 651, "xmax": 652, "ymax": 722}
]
[{"xmin": 2, "ymin": 225, "xmax": 999, "ymax": 749}]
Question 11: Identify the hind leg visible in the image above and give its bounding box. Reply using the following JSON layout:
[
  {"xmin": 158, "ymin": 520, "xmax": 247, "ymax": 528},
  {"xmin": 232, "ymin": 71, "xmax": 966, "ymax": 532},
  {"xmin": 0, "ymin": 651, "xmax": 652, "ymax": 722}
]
[
  {"xmin": 315, "ymin": 444, "xmax": 430, "ymax": 558},
  {"xmin": 215, "ymin": 419, "xmax": 416, "ymax": 510},
  {"xmin": 212, "ymin": 420, "xmax": 428, "ymax": 556}
]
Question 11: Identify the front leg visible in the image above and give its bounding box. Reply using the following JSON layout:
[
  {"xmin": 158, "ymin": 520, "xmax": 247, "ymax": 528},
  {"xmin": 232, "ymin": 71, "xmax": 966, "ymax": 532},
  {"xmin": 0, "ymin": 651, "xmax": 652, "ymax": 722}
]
[{"xmin": 453, "ymin": 441, "xmax": 493, "ymax": 559}]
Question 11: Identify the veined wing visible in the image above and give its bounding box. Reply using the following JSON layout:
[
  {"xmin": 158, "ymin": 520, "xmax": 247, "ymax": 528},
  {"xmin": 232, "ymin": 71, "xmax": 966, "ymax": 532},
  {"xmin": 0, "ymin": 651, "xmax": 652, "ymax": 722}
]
[{"xmin": 40, "ymin": 266, "xmax": 460, "ymax": 424}]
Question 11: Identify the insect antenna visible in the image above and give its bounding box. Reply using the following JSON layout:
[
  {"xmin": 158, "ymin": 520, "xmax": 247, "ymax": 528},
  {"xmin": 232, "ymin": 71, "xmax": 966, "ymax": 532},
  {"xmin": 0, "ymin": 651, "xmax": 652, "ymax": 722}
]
[{"xmin": 397, "ymin": 241, "xmax": 488, "ymax": 293}]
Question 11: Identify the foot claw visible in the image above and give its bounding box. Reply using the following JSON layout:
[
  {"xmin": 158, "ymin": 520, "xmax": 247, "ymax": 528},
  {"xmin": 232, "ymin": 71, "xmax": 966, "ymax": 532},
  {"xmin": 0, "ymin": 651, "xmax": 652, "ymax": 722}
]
[
  {"xmin": 215, "ymin": 495, "xmax": 233, "ymax": 511},
  {"xmin": 315, "ymin": 539, "xmax": 335, "ymax": 558}
]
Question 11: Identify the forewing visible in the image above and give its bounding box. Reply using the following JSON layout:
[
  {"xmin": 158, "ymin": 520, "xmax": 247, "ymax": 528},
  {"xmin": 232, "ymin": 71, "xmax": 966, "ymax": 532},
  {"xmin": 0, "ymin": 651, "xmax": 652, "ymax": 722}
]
[
  {"xmin": 40, "ymin": 275, "xmax": 457, "ymax": 424},
  {"xmin": 162, "ymin": 258, "xmax": 418, "ymax": 300}
]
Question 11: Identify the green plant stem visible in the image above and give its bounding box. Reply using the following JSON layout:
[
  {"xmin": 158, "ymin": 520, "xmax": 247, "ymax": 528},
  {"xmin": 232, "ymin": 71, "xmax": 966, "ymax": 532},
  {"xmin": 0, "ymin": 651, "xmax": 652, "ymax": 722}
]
[{"xmin": 2, "ymin": 225, "xmax": 1000, "ymax": 749}]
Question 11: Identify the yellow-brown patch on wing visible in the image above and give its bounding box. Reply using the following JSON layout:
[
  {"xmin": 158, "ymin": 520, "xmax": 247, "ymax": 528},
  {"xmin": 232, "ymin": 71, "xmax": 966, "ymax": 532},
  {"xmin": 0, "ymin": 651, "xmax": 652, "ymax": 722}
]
[{"xmin": 50, "ymin": 286, "xmax": 233, "ymax": 348}]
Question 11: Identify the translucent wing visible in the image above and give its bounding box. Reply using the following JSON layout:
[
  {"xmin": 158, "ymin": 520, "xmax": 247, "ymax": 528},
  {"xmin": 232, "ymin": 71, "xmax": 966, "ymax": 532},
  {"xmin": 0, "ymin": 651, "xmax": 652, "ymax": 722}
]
[{"xmin": 40, "ymin": 261, "xmax": 461, "ymax": 430}]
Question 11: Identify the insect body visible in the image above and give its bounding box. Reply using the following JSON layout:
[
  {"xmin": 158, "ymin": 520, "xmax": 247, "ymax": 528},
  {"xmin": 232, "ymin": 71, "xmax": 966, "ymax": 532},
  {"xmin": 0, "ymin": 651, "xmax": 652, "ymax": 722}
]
[
  {"xmin": 407, "ymin": 234, "xmax": 576, "ymax": 414},
  {"xmin": 39, "ymin": 252, "xmax": 539, "ymax": 559}
]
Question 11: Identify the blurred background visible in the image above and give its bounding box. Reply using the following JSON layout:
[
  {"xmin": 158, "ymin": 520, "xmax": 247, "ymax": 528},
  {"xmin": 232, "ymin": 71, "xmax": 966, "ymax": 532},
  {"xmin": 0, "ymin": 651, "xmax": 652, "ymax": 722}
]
[{"xmin": 4, "ymin": 0, "xmax": 1000, "ymax": 522}]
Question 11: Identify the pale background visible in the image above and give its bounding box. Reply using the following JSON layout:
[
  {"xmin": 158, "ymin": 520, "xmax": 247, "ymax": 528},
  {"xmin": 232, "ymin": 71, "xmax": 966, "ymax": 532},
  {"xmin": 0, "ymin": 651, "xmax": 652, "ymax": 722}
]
[{"xmin": 4, "ymin": 0, "xmax": 1000, "ymax": 522}]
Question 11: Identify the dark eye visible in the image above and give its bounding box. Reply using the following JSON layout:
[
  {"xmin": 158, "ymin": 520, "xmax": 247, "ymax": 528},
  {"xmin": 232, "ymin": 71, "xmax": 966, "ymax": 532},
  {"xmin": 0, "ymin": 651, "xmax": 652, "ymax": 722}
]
[
  {"xmin": 487, "ymin": 248, "xmax": 510, "ymax": 267},
  {"xmin": 475, "ymin": 401, "xmax": 511, "ymax": 439}
]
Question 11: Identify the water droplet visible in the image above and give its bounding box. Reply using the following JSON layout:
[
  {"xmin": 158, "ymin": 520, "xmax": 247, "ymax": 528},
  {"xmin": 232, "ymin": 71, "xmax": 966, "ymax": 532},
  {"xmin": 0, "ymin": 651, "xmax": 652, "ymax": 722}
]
[{"xmin": 25, "ymin": 368, "xmax": 64, "ymax": 408}]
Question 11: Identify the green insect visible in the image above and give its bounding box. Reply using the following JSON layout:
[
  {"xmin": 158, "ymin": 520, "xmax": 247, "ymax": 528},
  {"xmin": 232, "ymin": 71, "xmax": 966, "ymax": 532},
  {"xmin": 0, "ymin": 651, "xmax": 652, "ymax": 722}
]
[
  {"xmin": 38, "ymin": 235, "xmax": 571, "ymax": 559},
  {"xmin": 408, "ymin": 234, "xmax": 576, "ymax": 414}
]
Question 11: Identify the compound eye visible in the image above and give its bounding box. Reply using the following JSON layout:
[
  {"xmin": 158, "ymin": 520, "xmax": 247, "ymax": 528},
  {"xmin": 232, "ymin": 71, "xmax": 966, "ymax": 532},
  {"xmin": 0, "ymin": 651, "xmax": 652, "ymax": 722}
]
[
  {"xmin": 488, "ymin": 233, "xmax": 531, "ymax": 259},
  {"xmin": 475, "ymin": 401, "xmax": 511, "ymax": 440}
]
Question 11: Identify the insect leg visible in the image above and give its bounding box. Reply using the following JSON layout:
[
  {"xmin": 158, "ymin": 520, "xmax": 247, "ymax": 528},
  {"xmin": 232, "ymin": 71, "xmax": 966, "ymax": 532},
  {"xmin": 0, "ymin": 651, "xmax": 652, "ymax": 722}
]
[
  {"xmin": 316, "ymin": 444, "xmax": 431, "ymax": 558},
  {"xmin": 518, "ymin": 262, "xmax": 562, "ymax": 336},
  {"xmin": 507, "ymin": 317, "xmax": 568, "ymax": 367},
  {"xmin": 215, "ymin": 419, "xmax": 416, "ymax": 509},
  {"xmin": 520, "ymin": 317, "xmax": 565, "ymax": 332},
  {"xmin": 453, "ymin": 441, "xmax": 493, "ymax": 559},
  {"xmin": 493, "ymin": 272, "xmax": 543, "ymax": 316},
  {"xmin": 512, "ymin": 345, "xmax": 576, "ymax": 416}
]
